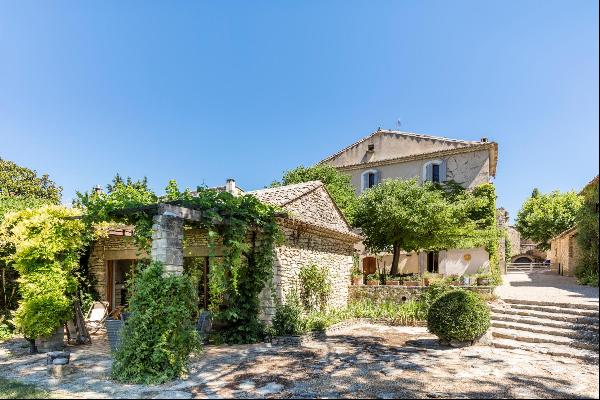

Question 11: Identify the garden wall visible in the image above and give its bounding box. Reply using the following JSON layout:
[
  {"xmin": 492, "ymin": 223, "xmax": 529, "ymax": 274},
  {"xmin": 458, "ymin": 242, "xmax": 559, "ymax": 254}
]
[{"xmin": 348, "ymin": 285, "xmax": 494, "ymax": 304}]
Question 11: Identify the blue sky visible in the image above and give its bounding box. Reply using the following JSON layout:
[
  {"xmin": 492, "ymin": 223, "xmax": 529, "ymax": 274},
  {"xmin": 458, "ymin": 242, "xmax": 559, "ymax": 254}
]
[{"xmin": 1, "ymin": 1, "xmax": 598, "ymax": 221}]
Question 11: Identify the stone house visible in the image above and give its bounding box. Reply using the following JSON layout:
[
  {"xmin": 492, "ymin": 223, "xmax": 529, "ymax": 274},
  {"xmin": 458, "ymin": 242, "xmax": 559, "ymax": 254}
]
[
  {"xmin": 549, "ymin": 175, "xmax": 599, "ymax": 276},
  {"xmin": 88, "ymin": 180, "xmax": 360, "ymax": 320},
  {"xmin": 549, "ymin": 226, "xmax": 580, "ymax": 276},
  {"xmin": 320, "ymin": 129, "xmax": 499, "ymax": 276}
]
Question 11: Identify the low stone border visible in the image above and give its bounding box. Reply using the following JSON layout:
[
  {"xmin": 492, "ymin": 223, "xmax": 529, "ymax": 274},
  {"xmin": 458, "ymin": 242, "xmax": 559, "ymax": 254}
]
[
  {"xmin": 271, "ymin": 318, "xmax": 427, "ymax": 346},
  {"xmin": 348, "ymin": 285, "xmax": 495, "ymax": 304}
]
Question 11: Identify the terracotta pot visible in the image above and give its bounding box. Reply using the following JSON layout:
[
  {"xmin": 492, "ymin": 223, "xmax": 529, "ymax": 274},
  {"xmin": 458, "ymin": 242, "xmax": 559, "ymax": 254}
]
[
  {"xmin": 366, "ymin": 280, "xmax": 379, "ymax": 286},
  {"xmin": 351, "ymin": 276, "xmax": 363, "ymax": 285},
  {"xmin": 403, "ymin": 280, "xmax": 421, "ymax": 287},
  {"xmin": 449, "ymin": 281, "xmax": 461, "ymax": 286},
  {"xmin": 386, "ymin": 280, "xmax": 400, "ymax": 286},
  {"xmin": 423, "ymin": 278, "xmax": 430, "ymax": 286}
]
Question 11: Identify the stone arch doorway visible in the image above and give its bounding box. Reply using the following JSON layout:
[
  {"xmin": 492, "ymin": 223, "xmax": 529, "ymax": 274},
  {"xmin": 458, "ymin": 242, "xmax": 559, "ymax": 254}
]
[{"xmin": 512, "ymin": 255, "xmax": 534, "ymax": 264}]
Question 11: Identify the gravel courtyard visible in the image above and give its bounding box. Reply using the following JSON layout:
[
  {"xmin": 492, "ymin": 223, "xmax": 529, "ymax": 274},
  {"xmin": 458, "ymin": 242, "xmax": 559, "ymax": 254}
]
[{"xmin": 0, "ymin": 322, "xmax": 598, "ymax": 399}]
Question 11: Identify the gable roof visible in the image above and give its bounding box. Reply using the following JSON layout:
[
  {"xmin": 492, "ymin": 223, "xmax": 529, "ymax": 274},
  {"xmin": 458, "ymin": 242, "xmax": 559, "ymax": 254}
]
[
  {"xmin": 319, "ymin": 129, "xmax": 498, "ymax": 176},
  {"xmin": 248, "ymin": 181, "xmax": 359, "ymax": 240}
]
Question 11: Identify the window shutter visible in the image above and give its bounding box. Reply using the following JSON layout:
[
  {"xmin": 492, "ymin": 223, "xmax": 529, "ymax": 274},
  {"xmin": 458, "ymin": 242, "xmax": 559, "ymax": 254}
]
[
  {"xmin": 374, "ymin": 170, "xmax": 381, "ymax": 185},
  {"xmin": 425, "ymin": 164, "xmax": 433, "ymax": 182},
  {"xmin": 439, "ymin": 160, "xmax": 447, "ymax": 182},
  {"xmin": 362, "ymin": 172, "xmax": 368, "ymax": 191}
]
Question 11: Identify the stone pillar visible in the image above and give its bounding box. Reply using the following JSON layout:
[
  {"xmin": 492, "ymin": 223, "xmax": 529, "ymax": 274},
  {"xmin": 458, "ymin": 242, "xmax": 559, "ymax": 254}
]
[{"xmin": 151, "ymin": 212, "xmax": 184, "ymax": 275}]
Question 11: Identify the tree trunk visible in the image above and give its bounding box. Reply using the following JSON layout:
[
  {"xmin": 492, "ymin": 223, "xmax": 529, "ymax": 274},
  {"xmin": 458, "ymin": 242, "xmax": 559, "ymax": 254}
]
[
  {"xmin": 390, "ymin": 242, "xmax": 401, "ymax": 276},
  {"xmin": 26, "ymin": 337, "xmax": 37, "ymax": 354}
]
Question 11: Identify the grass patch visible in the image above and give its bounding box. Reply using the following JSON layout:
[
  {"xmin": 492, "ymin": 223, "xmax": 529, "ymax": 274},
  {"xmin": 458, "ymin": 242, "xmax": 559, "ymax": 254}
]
[{"xmin": 0, "ymin": 377, "xmax": 49, "ymax": 399}]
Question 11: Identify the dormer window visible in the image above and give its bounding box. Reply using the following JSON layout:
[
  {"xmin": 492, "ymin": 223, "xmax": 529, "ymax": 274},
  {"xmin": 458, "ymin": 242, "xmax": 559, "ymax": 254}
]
[
  {"xmin": 423, "ymin": 160, "xmax": 446, "ymax": 183},
  {"xmin": 361, "ymin": 169, "xmax": 381, "ymax": 192}
]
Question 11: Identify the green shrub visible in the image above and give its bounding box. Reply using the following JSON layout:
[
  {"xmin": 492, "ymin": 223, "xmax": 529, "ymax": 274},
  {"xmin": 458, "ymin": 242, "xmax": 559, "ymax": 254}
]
[
  {"xmin": 111, "ymin": 261, "xmax": 200, "ymax": 384},
  {"xmin": 0, "ymin": 206, "xmax": 85, "ymax": 342},
  {"xmin": 272, "ymin": 292, "xmax": 305, "ymax": 336},
  {"xmin": 298, "ymin": 264, "xmax": 332, "ymax": 312},
  {"xmin": 427, "ymin": 290, "xmax": 490, "ymax": 342}
]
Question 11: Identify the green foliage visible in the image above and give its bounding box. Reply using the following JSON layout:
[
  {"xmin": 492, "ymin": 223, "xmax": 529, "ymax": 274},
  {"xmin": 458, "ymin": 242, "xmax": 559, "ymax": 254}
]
[
  {"xmin": 272, "ymin": 291, "xmax": 304, "ymax": 336},
  {"xmin": 298, "ymin": 264, "xmax": 332, "ymax": 312},
  {"xmin": 273, "ymin": 164, "xmax": 357, "ymax": 222},
  {"xmin": 427, "ymin": 290, "xmax": 491, "ymax": 342},
  {"xmin": 75, "ymin": 175, "xmax": 158, "ymax": 251},
  {"xmin": 516, "ymin": 189, "xmax": 583, "ymax": 250},
  {"xmin": 111, "ymin": 261, "xmax": 200, "ymax": 384},
  {"xmin": 0, "ymin": 158, "xmax": 62, "ymax": 204},
  {"xmin": 0, "ymin": 377, "xmax": 50, "ymax": 399},
  {"xmin": 169, "ymin": 183, "xmax": 281, "ymax": 344},
  {"xmin": 354, "ymin": 179, "xmax": 486, "ymax": 275},
  {"xmin": 575, "ymin": 179, "xmax": 599, "ymax": 286},
  {"xmin": 0, "ymin": 206, "xmax": 85, "ymax": 339}
]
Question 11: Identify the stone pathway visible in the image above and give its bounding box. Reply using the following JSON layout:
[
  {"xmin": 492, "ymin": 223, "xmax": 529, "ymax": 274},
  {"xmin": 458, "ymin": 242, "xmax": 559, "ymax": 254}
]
[
  {"xmin": 1, "ymin": 323, "xmax": 598, "ymax": 399},
  {"xmin": 496, "ymin": 270, "xmax": 599, "ymax": 306}
]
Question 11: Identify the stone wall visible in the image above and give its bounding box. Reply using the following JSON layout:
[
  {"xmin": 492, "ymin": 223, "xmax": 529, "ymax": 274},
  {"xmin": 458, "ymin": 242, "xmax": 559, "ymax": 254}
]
[
  {"xmin": 90, "ymin": 223, "xmax": 356, "ymax": 319},
  {"xmin": 260, "ymin": 224, "xmax": 356, "ymax": 321},
  {"xmin": 348, "ymin": 285, "xmax": 494, "ymax": 304},
  {"xmin": 550, "ymin": 229, "xmax": 580, "ymax": 276},
  {"xmin": 88, "ymin": 234, "xmax": 141, "ymax": 301}
]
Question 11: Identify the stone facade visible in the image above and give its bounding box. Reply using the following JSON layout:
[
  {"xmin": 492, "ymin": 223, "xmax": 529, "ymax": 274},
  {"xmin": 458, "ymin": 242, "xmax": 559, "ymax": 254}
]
[
  {"xmin": 320, "ymin": 129, "xmax": 499, "ymax": 276},
  {"xmin": 549, "ymin": 227, "xmax": 580, "ymax": 276},
  {"xmin": 88, "ymin": 181, "xmax": 360, "ymax": 322}
]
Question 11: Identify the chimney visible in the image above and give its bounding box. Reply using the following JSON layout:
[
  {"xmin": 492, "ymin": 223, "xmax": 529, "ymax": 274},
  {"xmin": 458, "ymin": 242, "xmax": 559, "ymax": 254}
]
[
  {"xmin": 225, "ymin": 179, "xmax": 236, "ymax": 194},
  {"xmin": 94, "ymin": 185, "xmax": 103, "ymax": 195},
  {"xmin": 480, "ymin": 137, "xmax": 489, "ymax": 143}
]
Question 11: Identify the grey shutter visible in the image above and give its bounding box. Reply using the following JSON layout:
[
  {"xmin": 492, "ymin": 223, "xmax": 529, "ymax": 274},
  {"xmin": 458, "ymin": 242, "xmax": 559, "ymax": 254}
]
[
  {"xmin": 439, "ymin": 160, "xmax": 447, "ymax": 182},
  {"xmin": 425, "ymin": 164, "xmax": 433, "ymax": 182},
  {"xmin": 362, "ymin": 172, "xmax": 368, "ymax": 191},
  {"xmin": 374, "ymin": 170, "xmax": 381, "ymax": 185}
]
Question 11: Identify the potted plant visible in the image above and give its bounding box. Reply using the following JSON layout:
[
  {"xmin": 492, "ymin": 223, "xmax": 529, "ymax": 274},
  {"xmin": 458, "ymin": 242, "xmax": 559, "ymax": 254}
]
[
  {"xmin": 351, "ymin": 268, "xmax": 363, "ymax": 285},
  {"xmin": 386, "ymin": 275, "xmax": 401, "ymax": 286},
  {"xmin": 447, "ymin": 274, "xmax": 461, "ymax": 286},
  {"xmin": 423, "ymin": 272, "xmax": 441, "ymax": 286},
  {"xmin": 476, "ymin": 273, "xmax": 491, "ymax": 286},
  {"xmin": 403, "ymin": 275, "xmax": 422, "ymax": 286},
  {"xmin": 366, "ymin": 273, "xmax": 380, "ymax": 286}
]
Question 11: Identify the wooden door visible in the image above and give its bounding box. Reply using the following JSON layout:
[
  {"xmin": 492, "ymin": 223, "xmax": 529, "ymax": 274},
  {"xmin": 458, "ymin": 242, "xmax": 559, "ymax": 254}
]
[{"xmin": 362, "ymin": 257, "xmax": 377, "ymax": 275}]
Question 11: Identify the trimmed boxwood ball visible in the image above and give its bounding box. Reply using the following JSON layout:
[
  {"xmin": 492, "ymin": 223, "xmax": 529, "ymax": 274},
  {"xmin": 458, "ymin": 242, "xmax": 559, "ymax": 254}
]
[{"xmin": 427, "ymin": 290, "xmax": 490, "ymax": 342}]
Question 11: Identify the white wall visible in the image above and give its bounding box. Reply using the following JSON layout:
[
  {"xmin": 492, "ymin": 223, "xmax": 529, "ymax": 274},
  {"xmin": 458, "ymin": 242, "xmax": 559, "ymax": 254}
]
[{"xmin": 439, "ymin": 247, "xmax": 489, "ymax": 275}]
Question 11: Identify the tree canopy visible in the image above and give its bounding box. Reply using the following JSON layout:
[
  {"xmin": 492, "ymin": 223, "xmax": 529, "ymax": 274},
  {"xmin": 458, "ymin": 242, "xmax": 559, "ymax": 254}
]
[
  {"xmin": 353, "ymin": 179, "xmax": 483, "ymax": 275},
  {"xmin": 515, "ymin": 189, "xmax": 583, "ymax": 250},
  {"xmin": 575, "ymin": 178, "xmax": 599, "ymax": 286},
  {"xmin": 272, "ymin": 164, "xmax": 357, "ymax": 222},
  {"xmin": 0, "ymin": 158, "xmax": 61, "ymax": 204}
]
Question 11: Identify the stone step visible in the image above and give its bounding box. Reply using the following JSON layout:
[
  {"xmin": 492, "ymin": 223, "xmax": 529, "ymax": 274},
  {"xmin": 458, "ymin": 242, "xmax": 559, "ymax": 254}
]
[
  {"xmin": 491, "ymin": 320, "xmax": 599, "ymax": 343},
  {"xmin": 502, "ymin": 298, "xmax": 599, "ymax": 311},
  {"xmin": 492, "ymin": 327, "xmax": 599, "ymax": 351},
  {"xmin": 491, "ymin": 312, "xmax": 599, "ymax": 332},
  {"xmin": 490, "ymin": 307, "xmax": 599, "ymax": 327},
  {"xmin": 508, "ymin": 303, "xmax": 599, "ymax": 318},
  {"xmin": 492, "ymin": 337, "xmax": 599, "ymax": 363}
]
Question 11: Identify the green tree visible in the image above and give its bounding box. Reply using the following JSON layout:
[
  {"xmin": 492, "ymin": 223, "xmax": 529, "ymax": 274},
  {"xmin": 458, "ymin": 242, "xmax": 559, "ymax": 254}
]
[
  {"xmin": 272, "ymin": 164, "xmax": 357, "ymax": 222},
  {"xmin": 515, "ymin": 190, "xmax": 583, "ymax": 250},
  {"xmin": 0, "ymin": 206, "xmax": 85, "ymax": 351},
  {"xmin": 353, "ymin": 179, "xmax": 478, "ymax": 275},
  {"xmin": 575, "ymin": 178, "xmax": 599, "ymax": 286},
  {"xmin": 0, "ymin": 158, "xmax": 61, "ymax": 203}
]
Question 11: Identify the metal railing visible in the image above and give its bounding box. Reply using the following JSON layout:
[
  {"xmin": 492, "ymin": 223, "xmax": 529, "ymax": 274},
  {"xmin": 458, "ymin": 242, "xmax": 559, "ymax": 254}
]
[{"xmin": 506, "ymin": 262, "xmax": 553, "ymax": 273}]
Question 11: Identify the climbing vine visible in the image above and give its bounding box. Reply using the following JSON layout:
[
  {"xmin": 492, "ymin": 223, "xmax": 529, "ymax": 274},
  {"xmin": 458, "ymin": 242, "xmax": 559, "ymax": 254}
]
[{"xmin": 77, "ymin": 178, "xmax": 281, "ymax": 344}]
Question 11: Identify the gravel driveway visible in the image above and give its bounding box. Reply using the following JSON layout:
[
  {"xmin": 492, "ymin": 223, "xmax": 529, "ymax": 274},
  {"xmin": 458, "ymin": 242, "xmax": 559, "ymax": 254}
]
[{"xmin": 0, "ymin": 323, "xmax": 598, "ymax": 399}]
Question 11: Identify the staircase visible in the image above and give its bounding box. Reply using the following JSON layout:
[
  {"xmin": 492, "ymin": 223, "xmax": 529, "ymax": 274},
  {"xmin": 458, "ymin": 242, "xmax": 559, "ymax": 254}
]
[{"xmin": 490, "ymin": 299, "xmax": 599, "ymax": 363}]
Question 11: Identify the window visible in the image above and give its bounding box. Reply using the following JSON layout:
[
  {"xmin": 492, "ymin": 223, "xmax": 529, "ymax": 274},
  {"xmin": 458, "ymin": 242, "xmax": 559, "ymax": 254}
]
[
  {"xmin": 423, "ymin": 160, "xmax": 445, "ymax": 183},
  {"xmin": 427, "ymin": 251, "xmax": 439, "ymax": 273},
  {"xmin": 361, "ymin": 169, "xmax": 381, "ymax": 192}
]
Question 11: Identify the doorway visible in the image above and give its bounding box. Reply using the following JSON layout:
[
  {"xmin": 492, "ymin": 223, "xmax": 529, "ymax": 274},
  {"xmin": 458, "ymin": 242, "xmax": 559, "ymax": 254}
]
[{"xmin": 427, "ymin": 252, "xmax": 439, "ymax": 273}]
